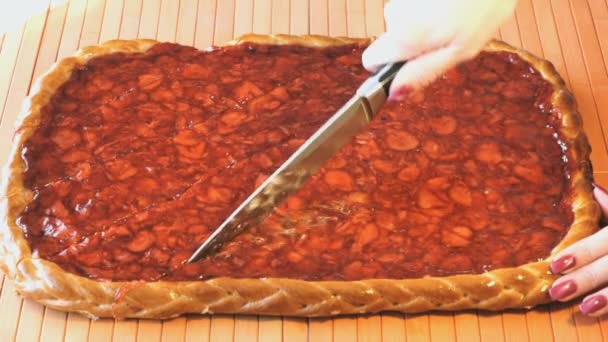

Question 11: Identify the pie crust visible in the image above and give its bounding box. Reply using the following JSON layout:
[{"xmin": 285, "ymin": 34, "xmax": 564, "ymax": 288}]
[{"xmin": 0, "ymin": 34, "xmax": 600, "ymax": 319}]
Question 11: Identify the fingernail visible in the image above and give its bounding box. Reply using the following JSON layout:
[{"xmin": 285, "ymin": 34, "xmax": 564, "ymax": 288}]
[
  {"xmin": 550, "ymin": 255, "xmax": 576, "ymax": 274},
  {"xmin": 592, "ymin": 182, "xmax": 608, "ymax": 193},
  {"xmin": 549, "ymin": 280, "xmax": 577, "ymax": 300},
  {"xmin": 580, "ymin": 295, "xmax": 607, "ymax": 314},
  {"xmin": 388, "ymin": 86, "xmax": 412, "ymax": 102}
]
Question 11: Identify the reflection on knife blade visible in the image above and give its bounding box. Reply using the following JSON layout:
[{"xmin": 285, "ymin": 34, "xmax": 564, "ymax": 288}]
[{"xmin": 187, "ymin": 63, "xmax": 404, "ymax": 263}]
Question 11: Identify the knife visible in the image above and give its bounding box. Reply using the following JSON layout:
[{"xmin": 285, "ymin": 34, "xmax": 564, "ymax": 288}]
[{"xmin": 187, "ymin": 62, "xmax": 405, "ymax": 263}]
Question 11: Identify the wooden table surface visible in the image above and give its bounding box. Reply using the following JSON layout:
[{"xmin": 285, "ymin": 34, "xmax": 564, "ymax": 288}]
[{"xmin": 0, "ymin": 0, "xmax": 607, "ymax": 341}]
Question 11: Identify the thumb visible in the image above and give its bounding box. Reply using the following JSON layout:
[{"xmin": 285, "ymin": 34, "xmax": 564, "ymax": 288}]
[
  {"xmin": 362, "ymin": 31, "xmax": 433, "ymax": 72},
  {"xmin": 594, "ymin": 184, "xmax": 608, "ymax": 220},
  {"xmin": 388, "ymin": 45, "xmax": 463, "ymax": 97}
]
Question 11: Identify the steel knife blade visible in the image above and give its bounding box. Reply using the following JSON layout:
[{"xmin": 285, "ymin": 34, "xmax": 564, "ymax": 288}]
[{"xmin": 187, "ymin": 62, "xmax": 405, "ymax": 263}]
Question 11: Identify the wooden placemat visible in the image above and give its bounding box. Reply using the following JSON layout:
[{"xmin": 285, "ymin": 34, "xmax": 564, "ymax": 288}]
[{"xmin": 0, "ymin": 0, "xmax": 607, "ymax": 341}]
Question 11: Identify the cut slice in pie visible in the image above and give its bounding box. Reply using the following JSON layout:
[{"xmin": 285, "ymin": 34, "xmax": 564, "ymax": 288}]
[{"xmin": 0, "ymin": 34, "xmax": 601, "ymax": 319}]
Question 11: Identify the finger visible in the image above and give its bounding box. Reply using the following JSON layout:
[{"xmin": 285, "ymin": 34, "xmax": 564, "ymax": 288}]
[
  {"xmin": 549, "ymin": 254, "xmax": 608, "ymax": 302},
  {"xmin": 362, "ymin": 32, "xmax": 431, "ymax": 72},
  {"xmin": 387, "ymin": 45, "xmax": 462, "ymax": 97},
  {"xmin": 593, "ymin": 184, "xmax": 608, "ymax": 219},
  {"xmin": 550, "ymin": 226, "xmax": 608, "ymax": 274},
  {"xmin": 580, "ymin": 288, "xmax": 608, "ymax": 316}
]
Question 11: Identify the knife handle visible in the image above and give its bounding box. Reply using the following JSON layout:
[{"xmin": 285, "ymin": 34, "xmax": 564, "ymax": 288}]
[
  {"xmin": 356, "ymin": 61, "xmax": 406, "ymax": 114},
  {"xmin": 374, "ymin": 62, "xmax": 406, "ymax": 93}
]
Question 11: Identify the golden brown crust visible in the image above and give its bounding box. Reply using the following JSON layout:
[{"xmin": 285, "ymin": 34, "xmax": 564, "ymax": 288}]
[
  {"xmin": 224, "ymin": 34, "xmax": 367, "ymax": 47},
  {"xmin": 0, "ymin": 35, "xmax": 600, "ymax": 319}
]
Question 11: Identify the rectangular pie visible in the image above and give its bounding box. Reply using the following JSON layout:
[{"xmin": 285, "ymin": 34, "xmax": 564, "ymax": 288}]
[{"xmin": 0, "ymin": 34, "xmax": 600, "ymax": 319}]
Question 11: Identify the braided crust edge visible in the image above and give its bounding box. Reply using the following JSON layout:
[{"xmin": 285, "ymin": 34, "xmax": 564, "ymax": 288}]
[{"xmin": 0, "ymin": 35, "xmax": 600, "ymax": 319}]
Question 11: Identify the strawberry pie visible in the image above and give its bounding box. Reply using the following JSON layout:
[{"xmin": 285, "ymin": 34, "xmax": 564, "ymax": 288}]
[{"xmin": 0, "ymin": 35, "xmax": 600, "ymax": 318}]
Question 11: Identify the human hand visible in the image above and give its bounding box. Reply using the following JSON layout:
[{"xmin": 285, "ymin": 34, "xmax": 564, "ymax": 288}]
[
  {"xmin": 362, "ymin": 0, "xmax": 518, "ymax": 99},
  {"xmin": 549, "ymin": 184, "xmax": 608, "ymax": 316}
]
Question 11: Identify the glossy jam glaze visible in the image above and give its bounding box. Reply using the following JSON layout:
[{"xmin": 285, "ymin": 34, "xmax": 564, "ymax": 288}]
[{"xmin": 17, "ymin": 42, "xmax": 572, "ymax": 281}]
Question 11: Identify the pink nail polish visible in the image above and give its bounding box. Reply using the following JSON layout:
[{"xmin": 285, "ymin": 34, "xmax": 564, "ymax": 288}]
[
  {"xmin": 580, "ymin": 295, "xmax": 607, "ymax": 314},
  {"xmin": 388, "ymin": 86, "xmax": 412, "ymax": 102},
  {"xmin": 549, "ymin": 280, "xmax": 577, "ymax": 300},
  {"xmin": 551, "ymin": 255, "xmax": 576, "ymax": 274}
]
